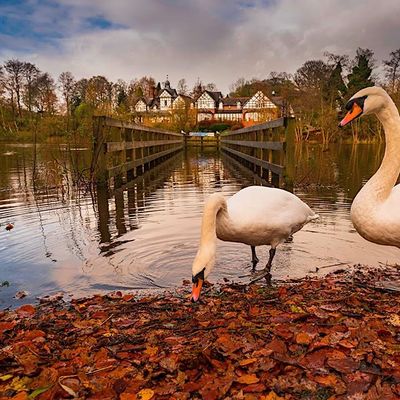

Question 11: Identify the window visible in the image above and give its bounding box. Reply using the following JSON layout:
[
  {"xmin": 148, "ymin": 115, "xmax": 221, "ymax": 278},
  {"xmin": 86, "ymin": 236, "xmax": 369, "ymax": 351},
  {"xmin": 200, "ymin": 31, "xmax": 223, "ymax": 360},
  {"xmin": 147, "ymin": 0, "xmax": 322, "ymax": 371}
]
[{"xmin": 164, "ymin": 100, "xmax": 167, "ymax": 106}]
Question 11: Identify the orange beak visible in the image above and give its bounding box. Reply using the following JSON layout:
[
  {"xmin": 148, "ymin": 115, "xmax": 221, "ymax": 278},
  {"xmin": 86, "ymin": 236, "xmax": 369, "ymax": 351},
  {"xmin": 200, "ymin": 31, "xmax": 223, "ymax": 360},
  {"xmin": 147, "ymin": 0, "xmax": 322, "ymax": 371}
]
[
  {"xmin": 339, "ymin": 103, "xmax": 363, "ymax": 127},
  {"xmin": 191, "ymin": 279, "xmax": 203, "ymax": 302}
]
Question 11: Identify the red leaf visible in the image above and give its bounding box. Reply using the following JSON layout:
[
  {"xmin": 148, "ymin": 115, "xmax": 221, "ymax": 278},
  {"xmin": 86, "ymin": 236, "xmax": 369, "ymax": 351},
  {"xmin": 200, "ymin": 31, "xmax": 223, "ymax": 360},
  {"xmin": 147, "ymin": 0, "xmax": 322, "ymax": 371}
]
[
  {"xmin": 16, "ymin": 304, "xmax": 35, "ymax": 317},
  {"xmin": 0, "ymin": 321, "xmax": 16, "ymax": 333}
]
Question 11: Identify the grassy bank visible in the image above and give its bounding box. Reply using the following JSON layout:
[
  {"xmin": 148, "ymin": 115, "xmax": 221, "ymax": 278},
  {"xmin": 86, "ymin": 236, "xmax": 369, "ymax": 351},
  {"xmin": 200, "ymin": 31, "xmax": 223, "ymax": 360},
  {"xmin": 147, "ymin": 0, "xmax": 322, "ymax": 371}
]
[{"xmin": 0, "ymin": 265, "xmax": 399, "ymax": 399}]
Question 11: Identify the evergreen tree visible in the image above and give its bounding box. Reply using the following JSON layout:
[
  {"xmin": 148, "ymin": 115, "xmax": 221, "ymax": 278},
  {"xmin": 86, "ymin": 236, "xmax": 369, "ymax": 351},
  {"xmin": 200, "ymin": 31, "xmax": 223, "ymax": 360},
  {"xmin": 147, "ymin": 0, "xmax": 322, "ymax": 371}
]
[
  {"xmin": 323, "ymin": 61, "xmax": 347, "ymax": 111},
  {"xmin": 347, "ymin": 48, "xmax": 375, "ymax": 98}
]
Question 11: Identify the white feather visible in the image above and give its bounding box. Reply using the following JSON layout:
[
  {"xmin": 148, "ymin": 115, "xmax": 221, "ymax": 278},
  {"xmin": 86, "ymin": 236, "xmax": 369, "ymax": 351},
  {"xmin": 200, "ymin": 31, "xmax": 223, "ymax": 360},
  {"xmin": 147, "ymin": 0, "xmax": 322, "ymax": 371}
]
[{"xmin": 192, "ymin": 186, "xmax": 318, "ymax": 279}]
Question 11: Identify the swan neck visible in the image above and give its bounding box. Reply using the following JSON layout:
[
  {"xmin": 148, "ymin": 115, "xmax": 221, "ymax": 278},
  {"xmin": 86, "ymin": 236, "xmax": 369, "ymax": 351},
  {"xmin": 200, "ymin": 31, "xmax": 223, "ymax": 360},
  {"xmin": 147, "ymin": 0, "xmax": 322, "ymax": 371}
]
[
  {"xmin": 364, "ymin": 102, "xmax": 400, "ymax": 201},
  {"xmin": 200, "ymin": 194, "xmax": 226, "ymax": 246}
]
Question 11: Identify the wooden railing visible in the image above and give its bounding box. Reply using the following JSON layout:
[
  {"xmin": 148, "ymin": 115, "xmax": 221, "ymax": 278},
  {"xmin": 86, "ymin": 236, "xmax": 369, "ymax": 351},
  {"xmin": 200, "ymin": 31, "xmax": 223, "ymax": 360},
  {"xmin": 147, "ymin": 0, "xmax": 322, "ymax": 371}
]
[
  {"xmin": 220, "ymin": 117, "xmax": 295, "ymax": 188},
  {"xmin": 91, "ymin": 116, "xmax": 184, "ymax": 187}
]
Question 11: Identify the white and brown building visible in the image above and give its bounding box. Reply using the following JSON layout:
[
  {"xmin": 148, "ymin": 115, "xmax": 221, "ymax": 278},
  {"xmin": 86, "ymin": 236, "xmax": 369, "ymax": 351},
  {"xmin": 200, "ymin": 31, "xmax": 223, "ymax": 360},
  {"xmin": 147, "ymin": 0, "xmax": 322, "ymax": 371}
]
[
  {"xmin": 134, "ymin": 78, "xmax": 291, "ymax": 127},
  {"xmin": 195, "ymin": 90, "xmax": 289, "ymax": 127}
]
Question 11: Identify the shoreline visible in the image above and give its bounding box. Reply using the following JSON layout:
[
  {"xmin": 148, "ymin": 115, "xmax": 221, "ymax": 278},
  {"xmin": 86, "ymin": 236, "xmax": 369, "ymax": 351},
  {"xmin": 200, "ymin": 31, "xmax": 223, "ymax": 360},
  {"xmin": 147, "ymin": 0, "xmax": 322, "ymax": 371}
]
[{"xmin": 0, "ymin": 265, "xmax": 399, "ymax": 399}]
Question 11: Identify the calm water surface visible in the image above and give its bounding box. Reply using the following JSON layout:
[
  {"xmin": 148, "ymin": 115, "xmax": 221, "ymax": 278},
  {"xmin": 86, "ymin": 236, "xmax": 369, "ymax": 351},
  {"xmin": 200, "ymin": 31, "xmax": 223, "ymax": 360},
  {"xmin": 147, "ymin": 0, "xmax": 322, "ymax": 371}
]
[{"xmin": 0, "ymin": 142, "xmax": 399, "ymax": 307}]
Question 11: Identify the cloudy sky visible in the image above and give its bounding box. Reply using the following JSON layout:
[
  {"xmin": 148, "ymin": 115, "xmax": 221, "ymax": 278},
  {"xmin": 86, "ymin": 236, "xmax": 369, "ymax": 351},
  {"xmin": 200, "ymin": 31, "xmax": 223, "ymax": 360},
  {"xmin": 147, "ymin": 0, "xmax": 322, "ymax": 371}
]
[{"xmin": 1, "ymin": 0, "xmax": 399, "ymax": 93}]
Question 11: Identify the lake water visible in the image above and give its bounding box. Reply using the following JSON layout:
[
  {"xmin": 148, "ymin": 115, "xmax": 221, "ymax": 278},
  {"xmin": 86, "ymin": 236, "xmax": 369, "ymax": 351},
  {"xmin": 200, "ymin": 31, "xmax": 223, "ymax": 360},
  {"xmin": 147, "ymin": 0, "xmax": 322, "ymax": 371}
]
[{"xmin": 0, "ymin": 142, "xmax": 399, "ymax": 307}]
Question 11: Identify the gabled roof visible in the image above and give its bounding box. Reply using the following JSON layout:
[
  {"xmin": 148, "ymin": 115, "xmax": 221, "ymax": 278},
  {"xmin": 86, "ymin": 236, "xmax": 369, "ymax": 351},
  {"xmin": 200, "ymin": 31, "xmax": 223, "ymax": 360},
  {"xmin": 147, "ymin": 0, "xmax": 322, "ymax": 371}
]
[
  {"xmin": 242, "ymin": 90, "xmax": 280, "ymax": 108},
  {"xmin": 175, "ymin": 94, "xmax": 193, "ymax": 101},
  {"xmin": 148, "ymin": 98, "xmax": 160, "ymax": 108},
  {"xmin": 204, "ymin": 90, "xmax": 223, "ymax": 102},
  {"xmin": 159, "ymin": 88, "xmax": 178, "ymax": 98},
  {"xmin": 135, "ymin": 96, "xmax": 148, "ymax": 105},
  {"xmin": 221, "ymin": 96, "xmax": 248, "ymax": 106},
  {"xmin": 268, "ymin": 96, "xmax": 285, "ymax": 107}
]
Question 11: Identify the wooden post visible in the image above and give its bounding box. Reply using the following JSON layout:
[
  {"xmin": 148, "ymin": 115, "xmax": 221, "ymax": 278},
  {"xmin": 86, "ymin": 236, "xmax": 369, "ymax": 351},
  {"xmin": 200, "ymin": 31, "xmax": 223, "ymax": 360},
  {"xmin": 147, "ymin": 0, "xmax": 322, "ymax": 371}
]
[
  {"xmin": 96, "ymin": 183, "xmax": 111, "ymax": 243},
  {"xmin": 271, "ymin": 127, "xmax": 281, "ymax": 187},
  {"xmin": 91, "ymin": 116, "xmax": 108, "ymax": 186},
  {"xmin": 284, "ymin": 117, "xmax": 295, "ymax": 190}
]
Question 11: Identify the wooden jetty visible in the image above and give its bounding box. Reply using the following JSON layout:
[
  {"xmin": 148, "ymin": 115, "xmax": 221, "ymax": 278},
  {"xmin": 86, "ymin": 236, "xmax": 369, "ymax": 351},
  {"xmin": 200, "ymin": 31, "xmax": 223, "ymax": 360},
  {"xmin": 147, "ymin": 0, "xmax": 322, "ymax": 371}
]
[
  {"xmin": 220, "ymin": 117, "xmax": 295, "ymax": 188},
  {"xmin": 91, "ymin": 116, "xmax": 184, "ymax": 187},
  {"xmin": 92, "ymin": 116, "xmax": 295, "ymax": 189}
]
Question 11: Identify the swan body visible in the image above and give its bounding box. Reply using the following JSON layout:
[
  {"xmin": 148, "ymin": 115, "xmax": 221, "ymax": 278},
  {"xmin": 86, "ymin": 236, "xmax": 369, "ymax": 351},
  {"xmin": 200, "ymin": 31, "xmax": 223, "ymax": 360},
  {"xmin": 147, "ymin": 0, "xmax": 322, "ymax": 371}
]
[
  {"xmin": 340, "ymin": 87, "xmax": 400, "ymax": 247},
  {"xmin": 191, "ymin": 186, "xmax": 318, "ymax": 300},
  {"xmin": 216, "ymin": 186, "xmax": 317, "ymax": 246}
]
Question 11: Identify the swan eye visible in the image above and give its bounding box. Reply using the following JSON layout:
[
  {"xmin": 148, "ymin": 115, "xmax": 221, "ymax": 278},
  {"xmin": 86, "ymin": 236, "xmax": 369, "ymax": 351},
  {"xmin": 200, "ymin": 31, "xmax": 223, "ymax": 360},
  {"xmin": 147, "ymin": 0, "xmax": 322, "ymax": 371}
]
[
  {"xmin": 345, "ymin": 95, "xmax": 367, "ymax": 111},
  {"xmin": 192, "ymin": 268, "xmax": 205, "ymax": 284}
]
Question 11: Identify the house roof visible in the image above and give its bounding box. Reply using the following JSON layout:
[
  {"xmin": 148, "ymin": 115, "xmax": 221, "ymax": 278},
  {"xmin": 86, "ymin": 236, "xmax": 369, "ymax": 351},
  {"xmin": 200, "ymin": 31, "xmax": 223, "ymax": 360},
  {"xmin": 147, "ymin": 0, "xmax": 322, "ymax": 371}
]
[
  {"xmin": 148, "ymin": 98, "xmax": 160, "ymax": 108},
  {"xmin": 221, "ymin": 97, "xmax": 248, "ymax": 106},
  {"xmin": 160, "ymin": 87, "xmax": 178, "ymax": 98},
  {"xmin": 200, "ymin": 90, "xmax": 223, "ymax": 102},
  {"xmin": 269, "ymin": 96, "xmax": 286, "ymax": 107},
  {"xmin": 175, "ymin": 94, "xmax": 193, "ymax": 102}
]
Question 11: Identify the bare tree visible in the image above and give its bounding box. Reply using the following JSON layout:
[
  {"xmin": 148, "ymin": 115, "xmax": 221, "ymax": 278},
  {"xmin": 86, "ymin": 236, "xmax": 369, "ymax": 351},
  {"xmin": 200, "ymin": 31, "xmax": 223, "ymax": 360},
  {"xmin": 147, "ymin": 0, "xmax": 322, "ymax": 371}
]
[
  {"xmin": 58, "ymin": 71, "xmax": 76, "ymax": 116},
  {"xmin": 205, "ymin": 82, "xmax": 218, "ymax": 91},
  {"xmin": 177, "ymin": 78, "xmax": 188, "ymax": 95},
  {"xmin": 138, "ymin": 76, "xmax": 156, "ymax": 98},
  {"xmin": 23, "ymin": 62, "xmax": 40, "ymax": 112},
  {"xmin": 383, "ymin": 49, "xmax": 400, "ymax": 93},
  {"xmin": 33, "ymin": 73, "xmax": 58, "ymax": 114},
  {"xmin": 4, "ymin": 59, "xmax": 26, "ymax": 117}
]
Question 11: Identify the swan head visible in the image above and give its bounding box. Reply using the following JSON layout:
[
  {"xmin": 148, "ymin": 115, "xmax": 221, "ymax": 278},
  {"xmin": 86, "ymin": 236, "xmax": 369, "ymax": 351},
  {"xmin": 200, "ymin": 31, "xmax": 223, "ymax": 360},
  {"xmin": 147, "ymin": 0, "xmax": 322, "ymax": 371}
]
[
  {"xmin": 191, "ymin": 247, "xmax": 215, "ymax": 302},
  {"xmin": 339, "ymin": 86, "xmax": 391, "ymax": 127}
]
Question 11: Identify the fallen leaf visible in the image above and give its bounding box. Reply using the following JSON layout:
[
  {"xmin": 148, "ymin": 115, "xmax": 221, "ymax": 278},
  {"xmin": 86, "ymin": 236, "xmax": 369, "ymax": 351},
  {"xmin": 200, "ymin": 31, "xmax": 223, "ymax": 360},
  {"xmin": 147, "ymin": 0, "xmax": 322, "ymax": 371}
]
[
  {"xmin": 290, "ymin": 304, "xmax": 305, "ymax": 313},
  {"xmin": 261, "ymin": 391, "xmax": 285, "ymax": 400},
  {"xmin": 239, "ymin": 358, "xmax": 258, "ymax": 366},
  {"xmin": 0, "ymin": 374, "xmax": 14, "ymax": 381},
  {"xmin": 237, "ymin": 374, "xmax": 259, "ymax": 384},
  {"xmin": 0, "ymin": 321, "xmax": 16, "ymax": 333},
  {"xmin": 295, "ymin": 332, "xmax": 314, "ymax": 345},
  {"xmin": 28, "ymin": 386, "xmax": 52, "ymax": 399},
  {"xmin": 388, "ymin": 314, "xmax": 400, "ymax": 326},
  {"xmin": 16, "ymin": 304, "xmax": 35, "ymax": 317},
  {"xmin": 15, "ymin": 291, "xmax": 28, "ymax": 299},
  {"xmin": 136, "ymin": 388, "xmax": 154, "ymax": 400}
]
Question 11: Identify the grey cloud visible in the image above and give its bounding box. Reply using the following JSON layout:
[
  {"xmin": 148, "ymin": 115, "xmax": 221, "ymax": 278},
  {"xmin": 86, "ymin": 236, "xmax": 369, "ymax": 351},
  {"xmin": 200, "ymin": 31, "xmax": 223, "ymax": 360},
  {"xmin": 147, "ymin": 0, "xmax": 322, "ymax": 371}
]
[{"xmin": 2, "ymin": 0, "xmax": 400, "ymax": 93}]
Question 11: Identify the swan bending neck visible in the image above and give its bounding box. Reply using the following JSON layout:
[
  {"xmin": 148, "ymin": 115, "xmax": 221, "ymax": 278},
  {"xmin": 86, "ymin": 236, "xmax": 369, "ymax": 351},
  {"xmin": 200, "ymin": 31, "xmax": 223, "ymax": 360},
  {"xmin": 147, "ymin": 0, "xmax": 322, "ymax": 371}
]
[{"xmin": 200, "ymin": 194, "xmax": 226, "ymax": 245}]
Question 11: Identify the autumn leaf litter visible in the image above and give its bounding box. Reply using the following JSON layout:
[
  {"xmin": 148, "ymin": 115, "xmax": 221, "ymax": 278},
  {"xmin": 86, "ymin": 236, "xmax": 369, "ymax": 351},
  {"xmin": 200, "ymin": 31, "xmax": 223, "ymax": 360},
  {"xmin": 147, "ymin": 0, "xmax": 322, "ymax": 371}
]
[{"xmin": 0, "ymin": 264, "xmax": 400, "ymax": 399}]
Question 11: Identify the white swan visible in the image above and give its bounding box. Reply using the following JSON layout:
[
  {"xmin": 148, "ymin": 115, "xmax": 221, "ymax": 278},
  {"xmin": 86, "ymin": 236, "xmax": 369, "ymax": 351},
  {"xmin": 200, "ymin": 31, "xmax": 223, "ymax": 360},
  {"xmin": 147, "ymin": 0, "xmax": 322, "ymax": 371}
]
[
  {"xmin": 339, "ymin": 87, "xmax": 400, "ymax": 248},
  {"xmin": 191, "ymin": 186, "xmax": 319, "ymax": 301}
]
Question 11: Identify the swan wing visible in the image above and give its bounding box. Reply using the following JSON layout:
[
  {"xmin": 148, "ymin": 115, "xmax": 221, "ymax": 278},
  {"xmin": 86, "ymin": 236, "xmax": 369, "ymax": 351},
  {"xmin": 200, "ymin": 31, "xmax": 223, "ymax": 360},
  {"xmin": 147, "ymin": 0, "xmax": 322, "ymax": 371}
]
[{"xmin": 224, "ymin": 186, "xmax": 316, "ymax": 246}]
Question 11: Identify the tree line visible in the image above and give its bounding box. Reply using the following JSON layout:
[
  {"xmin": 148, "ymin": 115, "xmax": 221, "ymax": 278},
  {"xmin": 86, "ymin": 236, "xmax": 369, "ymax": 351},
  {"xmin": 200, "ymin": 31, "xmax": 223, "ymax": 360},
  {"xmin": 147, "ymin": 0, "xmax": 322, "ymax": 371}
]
[
  {"xmin": 0, "ymin": 47, "xmax": 399, "ymax": 143},
  {"xmin": 230, "ymin": 48, "xmax": 400, "ymax": 145}
]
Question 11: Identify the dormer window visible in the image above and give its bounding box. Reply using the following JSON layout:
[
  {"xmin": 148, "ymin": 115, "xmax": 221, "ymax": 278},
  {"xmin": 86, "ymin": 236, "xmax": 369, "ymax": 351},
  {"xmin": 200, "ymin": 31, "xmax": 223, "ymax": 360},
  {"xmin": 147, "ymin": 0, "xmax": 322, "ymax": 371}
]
[
  {"xmin": 237, "ymin": 101, "xmax": 241, "ymax": 109},
  {"xmin": 219, "ymin": 102, "xmax": 223, "ymax": 110}
]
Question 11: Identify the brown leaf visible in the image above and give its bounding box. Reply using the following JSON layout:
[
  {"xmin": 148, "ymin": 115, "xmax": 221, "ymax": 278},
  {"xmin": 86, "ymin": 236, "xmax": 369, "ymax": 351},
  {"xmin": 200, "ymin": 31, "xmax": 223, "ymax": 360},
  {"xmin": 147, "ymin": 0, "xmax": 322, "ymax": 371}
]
[
  {"xmin": 261, "ymin": 391, "xmax": 285, "ymax": 400},
  {"xmin": 239, "ymin": 358, "xmax": 258, "ymax": 366},
  {"xmin": 242, "ymin": 383, "xmax": 266, "ymax": 392},
  {"xmin": 327, "ymin": 356, "xmax": 359, "ymax": 374},
  {"xmin": 237, "ymin": 374, "xmax": 259, "ymax": 384},
  {"xmin": 295, "ymin": 332, "xmax": 314, "ymax": 345},
  {"xmin": 160, "ymin": 354, "xmax": 179, "ymax": 372},
  {"xmin": 136, "ymin": 388, "xmax": 155, "ymax": 400}
]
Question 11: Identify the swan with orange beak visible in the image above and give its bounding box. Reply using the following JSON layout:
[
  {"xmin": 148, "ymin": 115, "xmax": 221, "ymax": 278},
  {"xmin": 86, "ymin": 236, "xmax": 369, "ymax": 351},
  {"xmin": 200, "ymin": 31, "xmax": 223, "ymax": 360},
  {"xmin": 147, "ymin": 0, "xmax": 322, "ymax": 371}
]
[
  {"xmin": 339, "ymin": 94, "xmax": 367, "ymax": 127},
  {"xmin": 191, "ymin": 188, "xmax": 318, "ymax": 302}
]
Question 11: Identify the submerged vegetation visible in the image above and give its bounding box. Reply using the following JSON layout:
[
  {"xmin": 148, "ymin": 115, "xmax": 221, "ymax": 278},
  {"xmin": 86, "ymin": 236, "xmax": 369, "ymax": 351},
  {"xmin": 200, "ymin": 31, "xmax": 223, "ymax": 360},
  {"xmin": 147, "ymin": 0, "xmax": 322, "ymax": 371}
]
[{"xmin": 0, "ymin": 47, "xmax": 399, "ymax": 144}]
